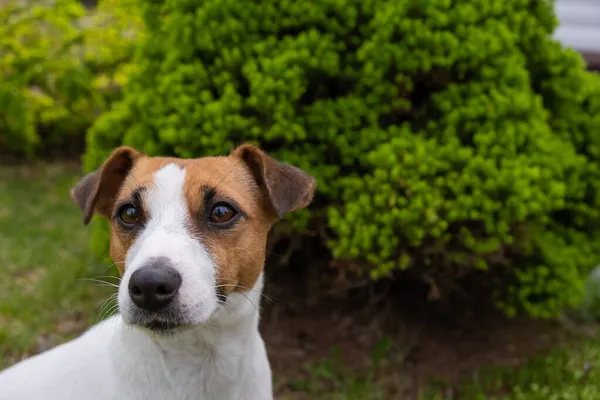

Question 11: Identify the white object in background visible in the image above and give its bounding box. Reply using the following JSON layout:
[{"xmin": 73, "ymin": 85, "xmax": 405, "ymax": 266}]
[{"xmin": 554, "ymin": 0, "xmax": 600, "ymax": 55}]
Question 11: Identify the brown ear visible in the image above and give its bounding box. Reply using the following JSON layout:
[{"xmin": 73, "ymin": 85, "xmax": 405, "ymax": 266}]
[
  {"xmin": 71, "ymin": 147, "xmax": 142, "ymax": 225},
  {"xmin": 232, "ymin": 144, "xmax": 316, "ymax": 218}
]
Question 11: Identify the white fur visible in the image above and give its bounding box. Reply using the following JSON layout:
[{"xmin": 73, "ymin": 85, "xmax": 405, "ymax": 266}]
[{"xmin": 0, "ymin": 164, "xmax": 273, "ymax": 400}]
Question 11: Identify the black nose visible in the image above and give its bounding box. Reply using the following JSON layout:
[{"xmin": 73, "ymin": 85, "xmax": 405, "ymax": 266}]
[{"xmin": 128, "ymin": 259, "xmax": 182, "ymax": 312}]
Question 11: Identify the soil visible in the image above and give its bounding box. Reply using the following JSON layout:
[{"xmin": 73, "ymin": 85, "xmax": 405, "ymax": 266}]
[{"xmin": 259, "ymin": 258, "xmax": 572, "ymax": 399}]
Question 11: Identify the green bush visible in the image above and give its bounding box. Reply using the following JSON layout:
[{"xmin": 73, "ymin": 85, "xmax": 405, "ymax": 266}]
[
  {"xmin": 0, "ymin": 0, "xmax": 143, "ymax": 157},
  {"xmin": 86, "ymin": 0, "xmax": 600, "ymax": 318}
]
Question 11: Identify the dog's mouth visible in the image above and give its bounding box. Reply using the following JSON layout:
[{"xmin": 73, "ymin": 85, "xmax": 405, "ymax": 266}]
[
  {"xmin": 145, "ymin": 320, "xmax": 179, "ymax": 330},
  {"xmin": 139, "ymin": 319, "xmax": 187, "ymax": 334},
  {"xmin": 125, "ymin": 300, "xmax": 219, "ymax": 335}
]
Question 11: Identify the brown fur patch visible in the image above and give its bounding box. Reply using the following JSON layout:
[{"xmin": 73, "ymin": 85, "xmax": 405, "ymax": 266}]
[
  {"xmin": 180, "ymin": 156, "xmax": 277, "ymax": 295},
  {"xmin": 108, "ymin": 157, "xmax": 183, "ymax": 273}
]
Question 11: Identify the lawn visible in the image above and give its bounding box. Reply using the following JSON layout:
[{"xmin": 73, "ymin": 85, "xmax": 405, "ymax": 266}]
[
  {"xmin": 0, "ymin": 162, "xmax": 599, "ymax": 399},
  {"xmin": 0, "ymin": 163, "xmax": 114, "ymax": 367}
]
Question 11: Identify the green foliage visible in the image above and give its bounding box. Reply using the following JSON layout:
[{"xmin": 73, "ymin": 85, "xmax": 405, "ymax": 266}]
[
  {"xmin": 86, "ymin": 0, "xmax": 600, "ymax": 317},
  {"xmin": 0, "ymin": 0, "xmax": 143, "ymax": 157}
]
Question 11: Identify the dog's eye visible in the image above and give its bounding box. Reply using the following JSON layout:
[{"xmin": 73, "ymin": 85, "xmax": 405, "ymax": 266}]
[
  {"xmin": 209, "ymin": 203, "xmax": 237, "ymax": 224},
  {"xmin": 117, "ymin": 204, "xmax": 140, "ymax": 227}
]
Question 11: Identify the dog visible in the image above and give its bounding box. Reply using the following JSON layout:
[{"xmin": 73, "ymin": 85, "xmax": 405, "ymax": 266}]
[{"xmin": 0, "ymin": 144, "xmax": 316, "ymax": 400}]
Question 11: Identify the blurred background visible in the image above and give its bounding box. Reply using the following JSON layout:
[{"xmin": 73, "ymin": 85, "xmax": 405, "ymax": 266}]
[{"xmin": 1, "ymin": 0, "xmax": 600, "ymax": 398}]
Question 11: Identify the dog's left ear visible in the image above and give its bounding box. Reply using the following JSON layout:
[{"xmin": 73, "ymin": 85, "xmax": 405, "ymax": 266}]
[
  {"xmin": 232, "ymin": 144, "xmax": 316, "ymax": 218},
  {"xmin": 71, "ymin": 147, "xmax": 142, "ymax": 225}
]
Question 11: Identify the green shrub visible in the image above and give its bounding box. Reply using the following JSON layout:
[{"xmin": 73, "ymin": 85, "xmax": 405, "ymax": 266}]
[
  {"xmin": 0, "ymin": 0, "xmax": 143, "ymax": 157},
  {"xmin": 86, "ymin": 0, "xmax": 600, "ymax": 318}
]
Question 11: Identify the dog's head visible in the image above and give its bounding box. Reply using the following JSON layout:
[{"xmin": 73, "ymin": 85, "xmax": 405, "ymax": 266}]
[{"xmin": 71, "ymin": 145, "xmax": 315, "ymax": 334}]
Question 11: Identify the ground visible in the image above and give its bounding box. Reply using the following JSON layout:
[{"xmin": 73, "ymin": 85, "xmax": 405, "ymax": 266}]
[{"xmin": 0, "ymin": 162, "xmax": 599, "ymax": 399}]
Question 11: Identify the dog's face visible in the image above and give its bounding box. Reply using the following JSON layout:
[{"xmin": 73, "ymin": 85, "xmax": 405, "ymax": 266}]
[{"xmin": 71, "ymin": 145, "xmax": 315, "ymax": 334}]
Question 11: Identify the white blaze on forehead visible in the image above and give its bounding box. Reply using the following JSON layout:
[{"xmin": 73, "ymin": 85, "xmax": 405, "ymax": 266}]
[
  {"xmin": 124, "ymin": 162, "xmax": 192, "ymax": 266},
  {"xmin": 146, "ymin": 163, "xmax": 189, "ymax": 228}
]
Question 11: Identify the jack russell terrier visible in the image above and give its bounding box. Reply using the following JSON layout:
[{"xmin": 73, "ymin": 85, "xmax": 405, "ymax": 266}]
[{"xmin": 0, "ymin": 144, "xmax": 316, "ymax": 400}]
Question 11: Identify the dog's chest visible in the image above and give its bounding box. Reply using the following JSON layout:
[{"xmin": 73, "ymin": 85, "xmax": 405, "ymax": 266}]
[
  {"xmin": 113, "ymin": 333, "xmax": 250, "ymax": 400},
  {"xmin": 160, "ymin": 345, "xmax": 246, "ymax": 399}
]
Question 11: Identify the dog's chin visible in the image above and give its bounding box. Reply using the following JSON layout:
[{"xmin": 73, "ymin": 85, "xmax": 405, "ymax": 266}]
[
  {"xmin": 122, "ymin": 308, "xmax": 192, "ymax": 336},
  {"xmin": 137, "ymin": 319, "xmax": 192, "ymax": 336},
  {"xmin": 120, "ymin": 298, "xmax": 221, "ymax": 336},
  {"xmin": 124, "ymin": 310, "xmax": 216, "ymax": 336}
]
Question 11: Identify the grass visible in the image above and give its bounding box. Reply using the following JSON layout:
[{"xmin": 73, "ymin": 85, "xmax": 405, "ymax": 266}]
[
  {"xmin": 433, "ymin": 337, "xmax": 600, "ymax": 399},
  {"xmin": 0, "ymin": 163, "xmax": 114, "ymax": 367},
  {"xmin": 279, "ymin": 340, "xmax": 393, "ymax": 400},
  {"xmin": 282, "ymin": 336, "xmax": 600, "ymax": 399},
  {"xmin": 0, "ymin": 162, "xmax": 599, "ymax": 399}
]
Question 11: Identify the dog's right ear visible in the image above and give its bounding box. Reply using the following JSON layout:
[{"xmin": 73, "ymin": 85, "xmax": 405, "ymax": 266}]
[{"xmin": 71, "ymin": 147, "xmax": 142, "ymax": 225}]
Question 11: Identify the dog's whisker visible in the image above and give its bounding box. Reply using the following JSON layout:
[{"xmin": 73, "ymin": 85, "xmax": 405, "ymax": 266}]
[
  {"xmin": 98, "ymin": 293, "xmax": 118, "ymax": 307},
  {"xmin": 97, "ymin": 293, "xmax": 118, "ymax": 307},
  {"xmin": 237, "ymin": 292, "xmax": 259, "ymax": 312},
  {"xmin": 97, "ymin": 296, "xmax": 119, "ymax": 323},
  {"xmin": 92, "ymin": 283, "xmax": 119, "ymax": 289},
  {"xmin": 214, "ymin": 284, "xmax": 274, "ymax": 303},
  {"xmin": 104, "ymin": 261, "xmax": 125, "ymax": 273},
  {"xmin": 93, "ymin": 275, "xmax": 122, "ymax": 281},
  {"xmin": 98, "ymin": 301, "xmax": 118, "ymax": 318},
  {"xmin": 97, "ymin": 294, "xmax": 118, "ymax": 317},
  {"xmin": 78, "ymin": 278, "xmax": 120, "ymax": 289},
  {"xmin": 101, "ymin": 304, "xmax": 120, "ymax": 322}
]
